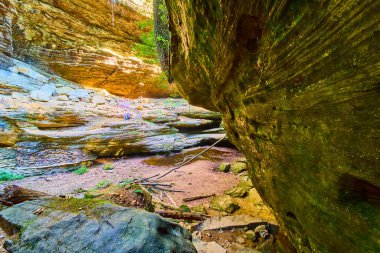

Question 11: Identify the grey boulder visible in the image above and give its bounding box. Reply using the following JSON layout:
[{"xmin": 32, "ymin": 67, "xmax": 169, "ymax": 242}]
[{"xmin": 0, "ymin": 199, "xmax": 196, "ymax": 253}]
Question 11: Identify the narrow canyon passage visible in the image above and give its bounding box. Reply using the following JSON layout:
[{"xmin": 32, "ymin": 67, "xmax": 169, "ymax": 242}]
[{"xmin": 0, "ymin": 0, "xmax": 379, "ymax": 253}]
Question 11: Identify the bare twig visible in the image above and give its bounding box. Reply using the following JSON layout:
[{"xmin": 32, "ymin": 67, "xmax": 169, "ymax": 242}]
[
  {"xmin": 183, "ymin": 194, "xmax": 216, "ymax": 202},
  {"xmin": 156, "ymin": 134, "xmax": 227, "ymax": 180},
  {"xmin": 153, "ymin": 186, "xmax": 185, "ymax": 193},
  {"xmin": 140, "ymin": 183, "xmax": 172, "ymax": 187},
  {"xmin": 164, "ymin": 192, "xmax": 177, "ymax": 207},
  {"xmin": 131, "ymin": 174, "xmax": 161, "ymax": 184}
]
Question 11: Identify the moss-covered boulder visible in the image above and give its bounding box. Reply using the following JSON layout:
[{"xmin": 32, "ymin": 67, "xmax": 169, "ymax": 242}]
[
  {"xmin": 0, "ymin": 199, "xmax": 196, "ymax": 253},
  {"xmin": 165, "ymin": 0, "xmax": 380, "ymax": 252},
  {"xmin": 225, "ymin": 175, "xmax": 254, "ymax": 198},
  {"xmin": 230, "ymin": 161, "xmax": 248, "ymax": 174},
  {"xmin": 218, "ymin": 162, "xmax": 231, "ymax": 173},
  {"xmin": 210, "ymin": 195, "xmax": 240, "ymax": 214}
]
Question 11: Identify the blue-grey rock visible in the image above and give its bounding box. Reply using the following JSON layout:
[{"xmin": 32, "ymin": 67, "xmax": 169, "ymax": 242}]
[{"xmin": 0, "ymin": 199, "xmax": 196, "ymax": 253}]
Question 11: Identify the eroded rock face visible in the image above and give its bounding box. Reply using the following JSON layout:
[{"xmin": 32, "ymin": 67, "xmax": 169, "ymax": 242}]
[
  {"xmin": 165, "ymin": 0, "xmax": 380, "ymax": 252},
  {"xmin": 0, "ymin": 0, "xmax": 176, "ymax": 98},
  {"xmin": 0, "ymin": 199, "xmax": 196, "ymax": 253},
  {"xmin": 0, "ymin": 55, "xmax": 224, "ymax": 176}
]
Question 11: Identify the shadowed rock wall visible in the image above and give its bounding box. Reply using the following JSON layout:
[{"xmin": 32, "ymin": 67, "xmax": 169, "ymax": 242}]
[{"xmin": 165, "ymin": 0, "xmax": 380, "ymax": 252}]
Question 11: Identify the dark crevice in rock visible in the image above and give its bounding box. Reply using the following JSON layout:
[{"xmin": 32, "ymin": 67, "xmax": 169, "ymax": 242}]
[
  {"xmin": 285, "ymin": 212, "xmax": 297, "ymax": 221},
  {"xmin": 236, "ymin": 15, "xmax": 262, "ymax": 53},
  {"xmin": 339, "ymin": 174, "xmax": 380, "ymax": 208}
]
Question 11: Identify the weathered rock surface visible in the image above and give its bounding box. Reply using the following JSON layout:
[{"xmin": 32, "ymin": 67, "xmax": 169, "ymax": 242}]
[
  {"xmin": 0, "ymin": 199, "xmax": 196, "ymax": 253},
  {"xmin": 0, "ymin": 55, "xmax": 224, "ymax": 176},
  {"xmin": 0, "ymin": 0, "xmax": 176, "ymax": 98},
  {"xmin": 165, "ymin": 0, "xmax": 380, "ymax": 252},
  {"xmin": 210, "ymin": 195, "xmax": 239, "ymax": 214},
  {"xmin": 198, "ymin": 214, "xmax": 272, "ymax": 232},
  {"xmin": 193, "ymin": 239, "xmax": 226, "ymax": 253}
]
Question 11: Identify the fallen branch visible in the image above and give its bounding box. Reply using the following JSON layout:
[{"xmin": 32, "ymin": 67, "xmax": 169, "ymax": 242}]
[
  {"xmin": 155, "ymin": 210, "xmax": 209, "ymax": 221},
  {"xmin": 156, "ymin": 134, "xmax": 227, "ymax": 180},
  {"xmin": 183, "ymin": 194, "xmax": 216, "ymax": 202},
  {"xmin": 132, "ymin": 173, "xmax": 161, "ymax": 183}
]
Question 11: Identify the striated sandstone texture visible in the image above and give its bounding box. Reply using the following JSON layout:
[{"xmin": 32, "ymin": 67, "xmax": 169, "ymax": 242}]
[
  {"xmin": 0, "ymin": 54, "xmax": 223, "ymax": 176},
  {"xmin": 165, "ymin": 0, "xmax": 380, "ymax": 252},
  {"xmin": 0, "ymin": 0, "xmax": 176, "ymax": 98}
]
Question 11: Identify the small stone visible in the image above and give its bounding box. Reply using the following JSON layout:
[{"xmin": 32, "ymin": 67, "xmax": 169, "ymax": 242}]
[
  {"xmin": 230, "ymin": 161, "xmax": 247, "ymax": 174},
  {"xmin": 69, "ymin": 89, "xmax": 91, "ymax": 99},
  {"xmin": 193, "ymin": 241, "xmax": 226, "ymax": 253},
  {"xmin": 179, "ymin": 204, "xmax": 191, "ymax": 212},
  {"xmin": 69, "ymin": 95, "xmax": 80, "ymax": 102},
  {"xmin": 225, "ymin": 186, "xmax": 250, "ymax": 198},
  {"xmin": 236, "ymin": 237, "xmax": 245, "ymax": 244},
  {"xmin": 218, "ymin": 163, "xmax": 231, "ymax": 172},
  {"xmin": 257, "ymin": 234, "xmax": 274, "ymax": 252},
  {"xmin": 56, "ymin": 87, "xmax": 75, "ymax": 95},
  {"xmin": 210, "ymin": 195, "xmax": 239, "ymax": 214},
  {"xmin": 30, "ymin": 89, "xmax": 52, "ymax": 102},
  {"xmin": 236, "ymin": 248, "xmax": 261, "ymax": 253},
  {"xmin": 41, "ymin": 84, "xmax": 56, "ymax": 94},
  {"xmin": 246, "ymin": 230, "xmax": 256, "ymax": 241},
  {"xmin": 254, "ymin": 225, "xmax": 269, "ymax": 238},
  {"xmin": 11, "ymin": 92, "xmax": 27, "ymax": 101},
  {"xmin": 56, "ymin": 95, "xmax": 69, "ymax": 101},
  {"xmin": 102, "ymin": 164, "xmax": 114, "ymax": 170},
  {"xmin": 236, "ymin": 157, "xmax": 247, "ymax": 163},
  {"xmin": 92, "ymin": 95, "xmax": 106, "ymax": 105},
  {"xmin": 192, "ymin": 205, "xmax": 207, "ymax": 214},
  {"xmin": 100, "ymin": 89, "xmax": 111, "ymax": 96}
]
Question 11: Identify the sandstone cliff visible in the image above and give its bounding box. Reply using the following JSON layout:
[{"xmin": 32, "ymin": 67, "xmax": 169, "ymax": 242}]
[
  {"xmin": 165, "ymin": 0, "xmax": 380, "ymax": 252},
  {"xmin": 0, "ymin": 0, "xmax": 176, "ymax": 98},
  {"xmin": 0, "ymin": 54, "xmax": 223, "ymax": 176}
]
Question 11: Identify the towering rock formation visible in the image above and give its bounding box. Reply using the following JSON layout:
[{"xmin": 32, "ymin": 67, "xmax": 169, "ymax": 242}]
[
  {"xmin": 0, "ymin": 0, "xmax": 176, "ymax": 98},
  {"xmin": 164, "ymin": 0, "xmax": 380, "ymax": 252}
]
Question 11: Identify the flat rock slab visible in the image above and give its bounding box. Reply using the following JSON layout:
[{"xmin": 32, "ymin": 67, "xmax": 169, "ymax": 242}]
[
  {"xmin": 193, "ymin": 239, "xmax": 226, "ymax": 253},
  {"xmin": 198, "ymin": 214, "xmax": 276, "ymax": 232},
  {"xmin": 0, "ymin": 199, "xmax": 196, "ymax": 253}
]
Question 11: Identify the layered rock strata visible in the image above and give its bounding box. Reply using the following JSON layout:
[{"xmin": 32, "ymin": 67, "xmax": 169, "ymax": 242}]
[
  {"xmin": 0, "ymin": 0, "xmax": 176, "ymax": 98},
  {"xmin": 0, "ymin": 55, "xmax": 223, "ymax": 176}
]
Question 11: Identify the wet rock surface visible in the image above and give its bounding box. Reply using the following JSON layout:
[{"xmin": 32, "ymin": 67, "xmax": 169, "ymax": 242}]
[
  {"xmin": 0, "ymin": 199, "xmax": 196, "ymax": 253},
  {"xmin": 0, "ymin": 56, "xmax": 224, "ymax": 176}
]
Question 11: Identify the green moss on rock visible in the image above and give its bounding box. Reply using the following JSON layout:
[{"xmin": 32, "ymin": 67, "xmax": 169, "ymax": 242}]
[
  {"xmin": 210, "ymin": 195, "xmax": 240, "ymax": 214},
  {"xmin": 165, "ymin": 0, "xmax": 380, "ymax": 252}
]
